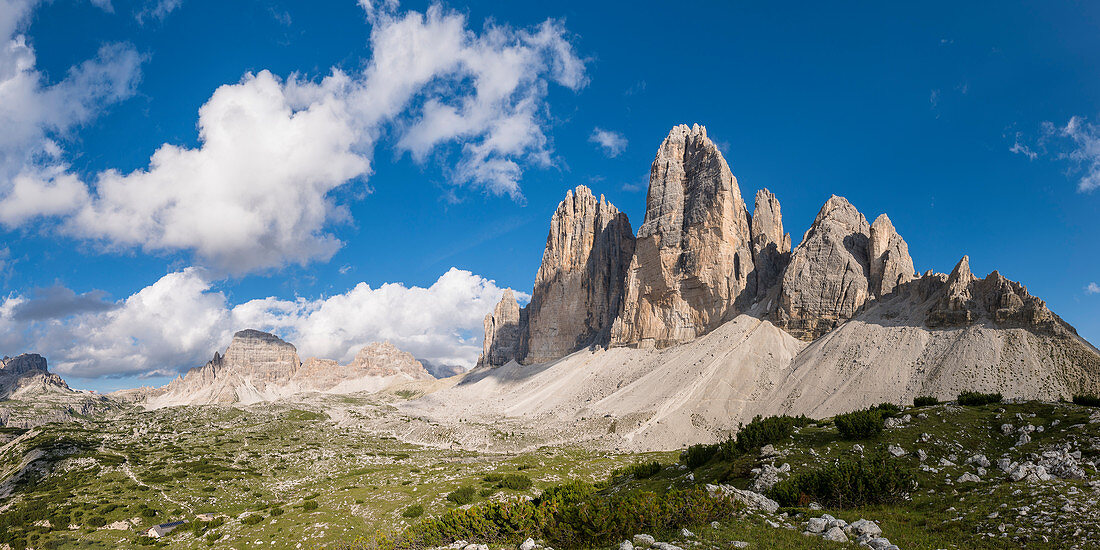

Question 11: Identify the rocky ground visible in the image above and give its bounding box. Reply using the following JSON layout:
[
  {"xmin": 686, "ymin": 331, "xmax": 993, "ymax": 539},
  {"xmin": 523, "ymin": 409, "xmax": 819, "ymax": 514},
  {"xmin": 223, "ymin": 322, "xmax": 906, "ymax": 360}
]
[{"xmin": 1, "ymin": 393, "xmax": 1099, "ymax": 549}]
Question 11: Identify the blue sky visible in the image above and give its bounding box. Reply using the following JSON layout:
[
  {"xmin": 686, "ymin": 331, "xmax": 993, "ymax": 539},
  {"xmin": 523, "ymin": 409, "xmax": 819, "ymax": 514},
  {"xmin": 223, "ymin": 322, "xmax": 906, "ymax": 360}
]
[{"xmin": 1, "ymin": 0, "xmax": 1098, "ymax": 392}]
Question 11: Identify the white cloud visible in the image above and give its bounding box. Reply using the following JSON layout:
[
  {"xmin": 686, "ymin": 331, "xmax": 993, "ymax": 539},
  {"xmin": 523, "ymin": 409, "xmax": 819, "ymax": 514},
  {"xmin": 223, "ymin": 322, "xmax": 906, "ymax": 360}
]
[
  {"xmin": 1009, "ymin": 132, "xmax": 1038, "ymax": 160},
  {"xmin": 0, "ymin": 267, "xmax": 519, "ymax": 378},
  {"xmin": 0, "ymin": 2, "xmax": 586, "ymax": 274},
  {"xmin": 1058, "ymin": 117, "xmax": 1100, "ymax": 192},
  {"xmin": 589, "ymin": 127, "xmax": 627, "ymax": 157},
  {"xmin": 0, "ymin": 1, "xmax": 142, "ymax": 223},
  {"xmin": 1087, "ymin": 282, "xmax": 1100, "ymax": 295},
  {"xmin": 1015, "ymin": 117, "xmax": 1100, "ymax": 193},
  {"xmin": 136, "ymin": 0, "xmax": 183, "ymax": 24}
]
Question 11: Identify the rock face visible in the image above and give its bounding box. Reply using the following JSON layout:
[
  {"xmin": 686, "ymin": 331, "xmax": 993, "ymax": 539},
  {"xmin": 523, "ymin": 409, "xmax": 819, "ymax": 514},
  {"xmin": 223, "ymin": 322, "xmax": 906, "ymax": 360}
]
[
  {"xmin": 419, "ymin": 360, "xmax": 466, "ymax": 379},
  {"xmin": 294, "ymin": 342, "xmax": 432, "ymax": 392},
  {"xmin": 524, "ymin": 186, "xmax": 635, "ymax": 363},
  {"xmin": 0, "ymin": 353, "xmax": 112, "ymax": 428},
  {"xmin": 926, "ymin": 256, "xmax": 1069, "ymax": 335},
  {"xmin": 1, "ymin": 354, "xmax": 48, "ymax": 376},
  {"xmin": 478, "ymin": 290, "xmax": 527, "ymax": 367},
  {"xmin": 749, "ymin": 189, "xmax": 791, "ymax": 299},
  {"xmin": 612, "ymin": 124, "xmax": 755, "ymax": 348},
  {"xmin": 868, "ymin": 214, "xmax": 915, "ymax": 297},
  {"xmin": 774, "ymin": 196, "xmax": 872, "ymax": 340}
]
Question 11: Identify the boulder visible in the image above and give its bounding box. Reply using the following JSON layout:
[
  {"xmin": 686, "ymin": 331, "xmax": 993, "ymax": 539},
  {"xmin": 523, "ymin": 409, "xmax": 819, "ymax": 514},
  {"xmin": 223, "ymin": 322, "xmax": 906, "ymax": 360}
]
[{"xmin": 821, "ymin": 526, "xmax": 848, "ymax": 542}]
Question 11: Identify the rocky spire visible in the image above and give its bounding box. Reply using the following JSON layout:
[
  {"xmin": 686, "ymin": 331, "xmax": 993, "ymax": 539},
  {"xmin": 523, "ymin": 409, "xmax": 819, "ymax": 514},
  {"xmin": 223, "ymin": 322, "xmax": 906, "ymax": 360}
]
[
  {"xmin": 750, "ymin": 188, "xmax": 791, "ymax": 298},
  {"xmin": 774, "ymin": 195, "xmax": 872, "ymax": 340},
  {"xmin": 612, "ymin": 124, "xmax": 755, "ymax": 348},
  {"xmin": 524, "ymin": 186, "xmax": 635, "ymax": 363},
  {"xmin": 477, "ymin": 290, "xmax": 527, "ymax": 367},
  {"xmin": 868, "ymin": 214, "xmax": 915, "ymax": 297}
]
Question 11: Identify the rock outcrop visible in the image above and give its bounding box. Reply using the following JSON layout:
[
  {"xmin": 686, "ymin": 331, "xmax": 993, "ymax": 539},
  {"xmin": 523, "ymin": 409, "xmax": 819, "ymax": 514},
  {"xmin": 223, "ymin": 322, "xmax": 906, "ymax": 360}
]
[
  {"xmin": 612, "ymin": 124, "xmax": 756, "ymax": 348},
  {"xmin": 868, "ymin": 214, "xmax": 915, "ymax": 297},
  {"xmin": 925, "ymin": 256, "xmax": 1069, "ymax": 335},
  {"xmin": 774, "ymin": 196, "xmax": 872, "ymax": 340},
  {"xmin": 524, "ymin": 186, "xmax": 635, "ymax": 363},
  {"xmin": 1, "ymin": 353, "xmax": 113, "ymax": 427},
  {"xmin": 749, "ymin": 189, "xmax": 791, "ymax": 299},
  {"xmin": 146, "ymin": 330, "xmax": 436, "ymax": 407},
  {"xmin": 478, "ymin": 290, "xmax": 527, "ymax": 367}
]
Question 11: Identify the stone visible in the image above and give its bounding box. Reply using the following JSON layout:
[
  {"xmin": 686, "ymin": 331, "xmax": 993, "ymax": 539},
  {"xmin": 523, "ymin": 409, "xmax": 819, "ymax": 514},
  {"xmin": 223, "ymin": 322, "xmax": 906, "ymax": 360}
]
[
  {"xmin": 520, "ymin": 538, "xmax": 537, "ymax": 550},
  {"xmin": 844, "ymin": 519, "xmax": 882, "ymax": 537},
  {"xmin": 633, "ymin": 534, "xmax": 655, "ymax": 548},
  {"xmin": 774, "ymin": 196, "xmax": 872, "ymax": 340},
  {"xmin": 967, "ymin": 454, "xmax": 991, "ymax": 468},
  {"xmin": 750, "ymin": 189, "xmax": 791, "ymax": 298},
  {"xmin": 805, "ymin": 517, "xmax": 828, "ymax": 534},
  {"xmin": 867, "ymin": 214, "xmax": 915, "ymax": 298},
  {"xmin": 705, "ymin": 484, "xmax": 780, "ymax": 513},
  {"xmin": 1016, "ymin": 432, "xmax": 1031, "ymax": 446},
  {"xmin": 524, "ymin": 186, "xmax": 635, "ymax": 363},
  {"xmin": 1001, "ymin": 423, "xmax": 1015, "ymax": 435},
  {"xmin": 917, "ymin": 449, "xmax": 927, "ymax": 462},
  {"xmin": 619, "ymin": 541, "xmax": 633, "ymax": 550},
  {"xmin": 730, "ymin": 543, "xmax": 748, "ymax": 549},
  {"xmin": 821, "ymin": 526, "xmax": 848, "ymax": 542},
  {"xmin": 680, "ymin": 528, "xmax": 694, "ymax": 538},
  {"xmin": 613, "ymin": 124, "xmax": 755, "ymax": 348},
  {"xmin": 478, "ymin": 290, "xmax": 527, "ymax": 367},
  {"xmin": 887, "ymin": 444, "xmax": 906, "ymax": 457},
  {"xmin": 958, "ymin": 472, "xmax": 981, "ymax": 483}
]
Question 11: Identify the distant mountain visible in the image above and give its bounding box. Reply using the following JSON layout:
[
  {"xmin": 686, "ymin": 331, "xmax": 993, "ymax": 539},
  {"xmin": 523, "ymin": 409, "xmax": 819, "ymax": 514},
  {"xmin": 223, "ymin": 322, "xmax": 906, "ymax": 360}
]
[
  {"xmin": 134, "ymin": 330, "xmax": 434, "ymax": 407},
  {"xmin": 418, "ymin": 360, "xmax": 466, "ymax": 379},
  {"xmin": 0, "ymin": 354, "xmax": 114, "ymax": 428}
]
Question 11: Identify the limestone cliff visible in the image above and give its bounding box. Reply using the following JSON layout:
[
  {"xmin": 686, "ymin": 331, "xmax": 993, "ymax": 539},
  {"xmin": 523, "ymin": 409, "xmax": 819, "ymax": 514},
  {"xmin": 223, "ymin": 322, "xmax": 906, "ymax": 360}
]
[
  {"xmin": 774, "ymin": 195, "xmax": 872, "ymax": 340},
  {"xmin": 749, "ymin": 188, "xmax": 791, "ymax": 300},
  {"xmin": 524, "ymin": 186, "xmax": 635, "ymax": 363},
  {"xmin": 868, "ymin": 213, "xmax": 915, "ymax": 298},
  {"xmin": 477, "ymin": 290, "xmax": 527, "ymax": 367},
  {"xmin": 612, "ymin": 124, "xmax": 755, "ymax": 348}
]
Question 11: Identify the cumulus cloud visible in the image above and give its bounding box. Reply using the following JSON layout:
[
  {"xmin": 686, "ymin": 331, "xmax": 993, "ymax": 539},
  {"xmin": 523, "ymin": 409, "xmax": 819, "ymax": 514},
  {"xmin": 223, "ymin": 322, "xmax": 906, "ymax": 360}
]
[
  {"xmin": 0, "ymin": 2, "xmax": 586, "ymax": 274},
  {"xmin": 0, "ymin": 267, "xmax": 517, "ymax": 378},
  {"xmin": 1087, "ymin": 282, "xmax": 1100, "ymax": 295},
  {"xmin": 0, "ymin": 0, "xmax": 141, "ymax": 212},
  {"xmin": 9, "ymin": 285, "xmax": 117, "ymax": 321},
  {"xmin": 589, "ymin": 127, "xmax": 627, "ymax": 157}
]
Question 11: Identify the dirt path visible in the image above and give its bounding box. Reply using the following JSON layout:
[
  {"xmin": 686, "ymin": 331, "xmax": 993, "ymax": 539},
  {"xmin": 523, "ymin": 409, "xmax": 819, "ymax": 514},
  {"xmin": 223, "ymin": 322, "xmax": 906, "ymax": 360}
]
[{"xmin": 120, "ymin": 462, "xmax": 194, "ymax": 514}]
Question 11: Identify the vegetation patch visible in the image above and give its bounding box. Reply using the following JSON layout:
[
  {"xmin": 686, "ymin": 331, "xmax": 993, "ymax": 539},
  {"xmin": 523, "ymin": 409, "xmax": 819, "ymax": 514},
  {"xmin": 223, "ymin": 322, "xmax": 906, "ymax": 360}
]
[
  {"xmin": 834, "ymin": 408, "xmax": 884, "ymax": 440},
  {"xmin": 769, "ymin": 452, "xmax": 914, "ymax": 508}
]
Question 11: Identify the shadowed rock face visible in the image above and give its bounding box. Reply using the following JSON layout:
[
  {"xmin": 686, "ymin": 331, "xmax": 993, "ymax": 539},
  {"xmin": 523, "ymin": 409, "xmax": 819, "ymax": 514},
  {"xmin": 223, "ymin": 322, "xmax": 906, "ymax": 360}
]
[
  {"xmin": 774, "ymin": 195, "xmax": 872, "ymax": 341},
  {"xmin": 0, "ymin": 354, "xmax": 48, "ymax": 376},
  {"xmin": 868, "ymin": 213, "xmax": 915, "ymax": 298},
  {"xmin": 750, "ymin": 189, "xmax": 791, "ymax": 301},
  {"xmin": 478, "ymin": 290, "xmax": 527, "ymax": 367},
  {"xmin": 612, "ymin": 124, "xmax": 756, "ymax": 348},
  {"xmin": 524, "ymin": 186, "xmax": 635, "ymax": 364}
]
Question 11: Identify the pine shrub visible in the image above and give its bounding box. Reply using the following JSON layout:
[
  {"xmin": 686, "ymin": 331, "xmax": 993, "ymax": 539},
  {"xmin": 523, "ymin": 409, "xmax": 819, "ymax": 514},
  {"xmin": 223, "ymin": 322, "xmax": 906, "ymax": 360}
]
[
  {"xmin": 913, "ymin": 396, "xmax": 939, "ymax": 407},
  {"xmin": 834, "ymin": 409, "xmax": 884, "ymax": 440},
  {"xmin": 957, "ymin": 391, "xmax": 1002, "ymax": 406},
  {"xmin": 769, "ymin": 452, "xmax": 914, "ymax": 508},
  {"xmin": 1072, "ymin": 394, "xmax": 1100, "ymax": 407}
]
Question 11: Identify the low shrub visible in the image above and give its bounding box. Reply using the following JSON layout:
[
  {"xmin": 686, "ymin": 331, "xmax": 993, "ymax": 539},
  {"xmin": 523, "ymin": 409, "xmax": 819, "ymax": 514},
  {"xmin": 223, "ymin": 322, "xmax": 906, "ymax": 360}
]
[
  {"xmin": 681, "ymin": 443, "xmax": 720, "ymax": 469},
  {"xmin": 870, "ymin": 402, "xmax": 902, "ymax": 418},
  {"xmin": 446, "ymin": 486, "xmax": 477, "ymax": 505},
  {"xmin": 957, "ymin": 391, "xmax": 1002, "ymax": 406},
  {"xmin": 399, "ymin": 483, "xmax": 735, "ymax": 549},
  {"xmin": 769, "ymin": 452, "xmax": 914, "ymax": 508},
  {"xmin": 402, "ymin": 504, "xmax": 424, "ymax": 518},
  {"xmin": 913, "ymin": 396, "xmax": 940, "ymax": 407},
  {"xmin": 241, "ymin": 514, "xmax": 264, "ymax": 525},
  {"xmin": 498, "ymin": 474, "xmax": 532, "ymax": 490},
  {"xmin": 1072, "ymin": 394, "xmax": 1100, "ymax": 407},
  {"xmin": 834, "ymin": 409, "xmax": 884, "ymax": 440},
  {"xmin": 619, "ymin": 461, "xmax": 662, "ymax": 479},
  {"xmin": 482, "ymin": 473, "xmax": 504, "ymax": 483},
  {"xmin": 301, "ymin": 500, "xmax": 319, "ymax": 511},
  {"xmin": 727, "ymin": 415, "xmax": 811, "ymax": 456}
]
